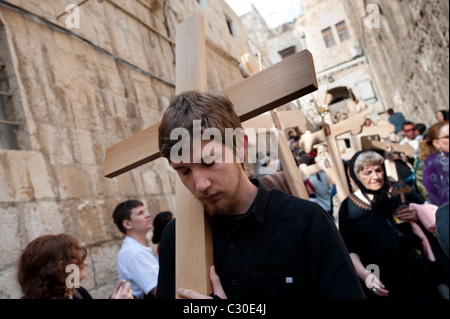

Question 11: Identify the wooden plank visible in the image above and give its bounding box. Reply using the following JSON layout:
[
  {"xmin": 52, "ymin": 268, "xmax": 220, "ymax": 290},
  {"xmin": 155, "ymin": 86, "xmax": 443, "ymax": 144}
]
[
  {"xmin": 104, "ymin": 125, "xmax": 160, "ymax": 178},
  {"xmin": 276, "ymin": 129, "xmax": 309, "ymax": 199},
  {"xmin": 241, "ymin": 112, "xmax": 274, "ymax": 131},
  {"xmin": 327, "ymin": 116, "xmax": 364, "ymax": 202},
  {"xmin": 104, "ymin": 49, "xmax": 318, "ymax": 178},
  {"xmin": 299, "ymin": 116, "xmax": 365, "ymax": 203},
  {"xmin": 172, "ymin": 14, "xmax": 213, "ymax": 299},
  {"xmin": 175, "ymin": 180, "xmax": 213, "ymax": 298},
  {"xmin": 175, "ymin": 14, "xmax": 207, "ymax": 92},
  {"xmin": 272, "ymin": 110, "xmax": 309, "ymax": 199},
  {"xmin": 223, "ymin": 50, "xmax": 317, "ymax": 122},
  {"xmin": 361, "ymin": 139, "xmax": 415, "ymax": 157},
  {"xmin": 275, "ymin": 109, "xmax": 307, "ymax": 134},
  {"xmin": 242, "ymin": 112, "xmax": 309, "ymax": 199}
]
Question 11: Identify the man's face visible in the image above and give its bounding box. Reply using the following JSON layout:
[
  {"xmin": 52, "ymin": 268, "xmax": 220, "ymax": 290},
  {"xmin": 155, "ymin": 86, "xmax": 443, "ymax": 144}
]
[
  {"xmin": 171, "ymin": 140, "xmax": 243, "ymax": 216},
  {"xmin": 402, "ymin": 124, "xmax": 416, "ymax": 139},
  {"xmin": 126, "ymin": 205, "xmax": 152, "ymax": 233}
]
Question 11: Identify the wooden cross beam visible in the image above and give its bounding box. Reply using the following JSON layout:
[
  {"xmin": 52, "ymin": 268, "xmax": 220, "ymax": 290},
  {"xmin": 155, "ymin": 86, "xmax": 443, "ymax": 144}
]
[
  {"xmin": 103, "ymin": 45, "xmax": 317, "ymax": 178},
  {"xmin": 390, "ymin": 184, "xmax": 412, "ymax": 203},
  {"xmin": 272, "ymin": 109, "xmax": 311, "ymax": 197},
  {"xmin": 361, "ymin": 138, "xmax": 414, "ymax": 182},
  {"xmin": 334, "ymin": 120, "xmax": 396, "ymax": 160},
  {"xmin": 241, "ymin": 111, "xmax": 309, "ymax": 199},
  {"xmin": 299, "ymin": 161, "xmax": 328, "ymax": 183},
  {"xmin": 360, "ymin": 121, "xmax": 395, "ymax": 139},
  {"xmin": 275, "ymin": 108, "xmax": 308, "ymax": 134},
  {"xmin": 103, "ymin": 13, "xmax": 317, "ymax": 297},
  {"xmin": 300, "ymin": 115, "xmax": 365, "ymax": 202}
]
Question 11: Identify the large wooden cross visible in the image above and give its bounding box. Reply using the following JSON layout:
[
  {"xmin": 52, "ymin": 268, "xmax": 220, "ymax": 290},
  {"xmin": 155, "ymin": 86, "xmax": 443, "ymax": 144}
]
[
  {"xmin": 104, "ymin": 13, "xmax": 317, "ymax": 297},
  {"xmin": 300, "ymin": 115, "xmax": 365, "ymax": 202},
  {"xmin": 241, "ymin": 111, "xmax": 309, "ymax": 199}
]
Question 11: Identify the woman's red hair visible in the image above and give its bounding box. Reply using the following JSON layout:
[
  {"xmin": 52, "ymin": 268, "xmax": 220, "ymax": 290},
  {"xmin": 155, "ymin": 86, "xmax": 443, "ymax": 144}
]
[{"xmin": 18, "ymin": 234, "xmax": 87, "ymax": 299}]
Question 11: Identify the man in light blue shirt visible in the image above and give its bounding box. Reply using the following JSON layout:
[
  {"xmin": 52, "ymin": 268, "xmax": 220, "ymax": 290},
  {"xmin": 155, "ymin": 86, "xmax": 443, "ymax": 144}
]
[{"xmin": 113, "ymin": 200, "xmax": 159, "ymax": 298}]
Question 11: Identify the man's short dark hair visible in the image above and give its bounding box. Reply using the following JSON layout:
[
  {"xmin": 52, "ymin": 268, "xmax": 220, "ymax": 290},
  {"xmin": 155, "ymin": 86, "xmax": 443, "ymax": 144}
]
[
  {"xmin": 158, "ymin": 90, "xmax": 243, "ymax": 161},
  {"xmin": 415, "ymin": 123, "xmax": 426, "ymax": 135},
  {"xmin": 402, "ymin": 121, "xmax": 415, "ymax": 129},
  {"xmin": 112, "ymin": 200, "xmax": 144, "ymax": 234}
]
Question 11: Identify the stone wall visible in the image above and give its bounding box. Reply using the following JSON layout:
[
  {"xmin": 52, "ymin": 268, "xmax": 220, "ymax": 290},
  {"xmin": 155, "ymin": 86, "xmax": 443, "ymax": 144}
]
[
  {"xmin": 345, "ymin": 0, "xmax": 449, "ymax": 126},
  {"xmin": 0, "ymin": 0, "xmax": 250, "ymax": 298}
]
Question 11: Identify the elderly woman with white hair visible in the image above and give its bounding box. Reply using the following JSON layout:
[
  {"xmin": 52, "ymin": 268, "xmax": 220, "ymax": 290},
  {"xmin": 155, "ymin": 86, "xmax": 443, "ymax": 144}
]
[{"xmin": 339, "ymin": 150, "xmax": 449, "ymax": 299}]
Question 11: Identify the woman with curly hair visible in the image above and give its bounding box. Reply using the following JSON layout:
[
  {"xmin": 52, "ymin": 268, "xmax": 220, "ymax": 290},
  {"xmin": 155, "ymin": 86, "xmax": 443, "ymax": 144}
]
[{"xmin": 18, "ymin": 234, "xmax": 133, "ymax": 299}]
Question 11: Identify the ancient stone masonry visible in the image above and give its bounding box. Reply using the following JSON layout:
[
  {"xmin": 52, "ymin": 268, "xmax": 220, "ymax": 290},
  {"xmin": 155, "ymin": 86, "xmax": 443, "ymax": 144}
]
[
  {"xmin": 0, "ymin": 0, "xmax": 250, "ymax": 298},
  {"xmin": 344, "ymin": 0, "xmax": 449, "ymax": 125}
]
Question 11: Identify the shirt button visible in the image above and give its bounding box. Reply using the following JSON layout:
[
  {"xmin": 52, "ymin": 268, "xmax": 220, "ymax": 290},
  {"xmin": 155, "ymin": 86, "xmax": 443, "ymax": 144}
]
[
  {"xmin": 229, "ymin": 243, "xmax": 235, "ymax": 250},
  {"xmin": 231, "ymin": 279, "xmax": 238, "ymax": 286}
]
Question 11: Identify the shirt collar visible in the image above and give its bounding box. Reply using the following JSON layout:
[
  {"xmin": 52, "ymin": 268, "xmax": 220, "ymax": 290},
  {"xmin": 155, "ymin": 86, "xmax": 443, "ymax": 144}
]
[
  {"xmin": 248, "ymin": 178, "xmax": 269, "ymax": 224},
  {"xmin": 212, "ymin": 179, "xmax": 269, "ymax": 226}
]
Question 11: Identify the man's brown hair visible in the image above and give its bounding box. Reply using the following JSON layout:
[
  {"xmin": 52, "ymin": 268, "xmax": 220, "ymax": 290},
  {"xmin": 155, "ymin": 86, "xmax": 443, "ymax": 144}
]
[{"xmin": 158, "ymin": 91, "xmax": 244, "ymax": 162}]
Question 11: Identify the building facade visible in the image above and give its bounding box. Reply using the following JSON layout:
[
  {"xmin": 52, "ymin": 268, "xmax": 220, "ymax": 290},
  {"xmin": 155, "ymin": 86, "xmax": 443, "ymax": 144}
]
[{"xmin": 241, "ymin": 0, "xmax": 448, "ymax": 128}]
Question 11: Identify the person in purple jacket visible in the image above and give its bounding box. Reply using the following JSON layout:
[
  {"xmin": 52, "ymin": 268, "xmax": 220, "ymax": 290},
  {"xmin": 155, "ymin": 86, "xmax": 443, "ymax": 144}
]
[{"xmin": 420, "ymin": 121, "xmax": 449, "ymax": 206}]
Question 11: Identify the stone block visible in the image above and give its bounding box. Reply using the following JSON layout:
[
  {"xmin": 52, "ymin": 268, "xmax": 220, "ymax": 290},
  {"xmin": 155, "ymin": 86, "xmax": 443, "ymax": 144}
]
[
  {"xmin": 36, "ymin": 123, "xmax": 74, "ymax": 166},
  {"xmin": 141, "ymin": 170, "xmax": 159, "ymax": 194},
  {"xmin": 0, "ymin": 206, "xmax": 24, "ymax": 265},
  {"xmin": 158, "ymin": 195, "xmax": 175, "ymax": 213},
  {"xmin": 56, "ymin": 166, "xmax": 92, "ymax": 199},
  {"xmin": 22, "ymin": 201, "xmax": 69, "ymax": 242},
  {"xmin": 72, "ymin": 129, "xmax": 97, "ymax": 165},
  {"xmin": 104, "ymin": 198, "xmax": 126, "ymax": 239},
  {"xmin": 85, "ymin": 166, "xmax": 119, "ymax": 197},
  {"xmin": 54, "ymin": 28, "xmax": 73, "ymax": 53},
  {"xmin": 73, "ymin": 200, "xmax": 110, "ymax": 245},
  {"xmin": 159, "ymin": 171, "xmax": 174, "ymax": 194},
  {"xmin": 0, "ymin": 266, "xmax": 21, "ymax": 299},
  {"xmin": 89, "ymin": 241, "xmax": 121, "ymax": 286},
  {"xmin": 0, "ymin": 150, "xmax": 56, "ymax": 202},
  {"xmin": 80, "ymin": 254, "xmax": 95, "ymax": 291},
  {"xmin": 116, "ymin": 171, "xmax": 138, "ymax": 197}
]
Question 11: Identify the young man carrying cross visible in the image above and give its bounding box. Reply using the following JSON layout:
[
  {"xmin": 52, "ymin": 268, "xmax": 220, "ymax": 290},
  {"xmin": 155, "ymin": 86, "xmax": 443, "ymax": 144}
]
[{"xmin": 155, "ymin": 91, "xmax": 365, "ymax": 299}]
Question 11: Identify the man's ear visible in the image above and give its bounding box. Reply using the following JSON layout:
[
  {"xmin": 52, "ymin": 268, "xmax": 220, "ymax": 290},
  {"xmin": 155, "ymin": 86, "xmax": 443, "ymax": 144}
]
[
  {"xmin": 122, "ymin": 219, "xmax": 132, "ymax": 231},
  {"xmin": 236, "ymin": 134, "xmax": 248, "ymax": 162}
]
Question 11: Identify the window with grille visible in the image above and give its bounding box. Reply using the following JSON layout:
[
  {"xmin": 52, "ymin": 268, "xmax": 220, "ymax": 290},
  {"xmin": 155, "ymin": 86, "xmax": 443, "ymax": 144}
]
[
  {"xmin": 278, "ymin": 46, "xmax": 296, "ymax": 60},
  {"xmin": 226, "ymin": 17, "xmax": 236, "ymax": 38},
  {"xmin": 321, "ymin": 27, "xmax": 336, "ymax": 48},
  {"xmin": 335, "ymin": 21, "xmax": 350, "ymax": 42},
  {"xmin": 0, "ymin": 25, "xmax": 19, "ymax": 150}
]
